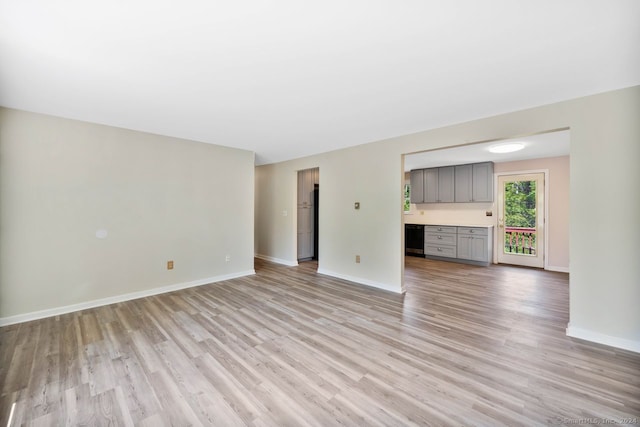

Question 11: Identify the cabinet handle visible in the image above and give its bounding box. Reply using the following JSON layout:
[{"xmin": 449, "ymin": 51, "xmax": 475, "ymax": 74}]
[
  {"xmin": 437, "ymin": 248, "xmax": 442, "ymax": 251},
  {"xmin": 437, "ymin": 236, "xmax": 442, "ymax": 239}
]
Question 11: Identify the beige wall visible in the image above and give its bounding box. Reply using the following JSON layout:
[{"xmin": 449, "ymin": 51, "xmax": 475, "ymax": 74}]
[
  {"xmin": 0, "ymin": 108, "xmax": 255, "ymax": 321},
  {"xmin": 255, "ymin": 86, "xmax": 640, "ymax": 350},
  {"xmin": 255, "ymin": 141, "xmax": 404, "ymax": 292}
]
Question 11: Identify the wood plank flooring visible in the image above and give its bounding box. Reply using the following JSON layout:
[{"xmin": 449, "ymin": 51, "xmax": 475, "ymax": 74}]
[{"xmin": 1, "ymin": 257, "xmax": 639, "ymax": 426}]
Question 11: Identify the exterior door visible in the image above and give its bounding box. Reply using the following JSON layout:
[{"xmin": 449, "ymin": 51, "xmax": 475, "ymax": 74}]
[{"xmin": 497, "ymin": 173, "xmax": 545, "ymax": 268}]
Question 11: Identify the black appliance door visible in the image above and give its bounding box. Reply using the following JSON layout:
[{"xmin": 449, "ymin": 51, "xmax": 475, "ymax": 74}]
[{"xmin": 405, "ymin": 224, "xmax": 425, "ymax": 256}]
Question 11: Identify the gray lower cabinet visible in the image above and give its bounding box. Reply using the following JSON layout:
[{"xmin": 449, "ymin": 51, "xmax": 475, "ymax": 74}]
[
  {"xmin": 424, "ymin": 225, "xmax": 493, "ymax": 265},
  {"xmin": 424, "ymin": 245, "xmax": 457, "ymax": 258},
  {"xmin": 457, "ymin": 227, "xmax": 492, "ymax": 264},
  {"xmin": 424, "ymin": 225, "xmax": 457, "ymax": 258}
]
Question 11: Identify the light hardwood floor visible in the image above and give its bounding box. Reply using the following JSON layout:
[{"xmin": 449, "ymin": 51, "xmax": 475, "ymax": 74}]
[{"xmin": 1, "ymin": 257, "xmax": 639, "ymax": 426}]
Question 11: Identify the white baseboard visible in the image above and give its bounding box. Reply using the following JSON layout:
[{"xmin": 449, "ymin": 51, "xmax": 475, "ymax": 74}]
[
  {"xmin": 566, "ymin": 324, "xmax": 640, "ymax": 353},
  {"xmin": 546, "ymin": 265, "xmax": 570, "ymax": 273},
  {"xmin": 317, "ymin": 268, "xmax": 402, "ymax": 294},
  {"xmin": 0, "ymin": 270, "xmax": 256, "ymax": 327},
  {"xmin": 255, "ymin": 254, "xmax": 298, "ymax": 267}
]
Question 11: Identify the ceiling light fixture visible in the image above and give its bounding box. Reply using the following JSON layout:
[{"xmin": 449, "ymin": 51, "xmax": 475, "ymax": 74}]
[{"xmin": 488, "ymin": 142, "xmax": 525, "ymax": 154}]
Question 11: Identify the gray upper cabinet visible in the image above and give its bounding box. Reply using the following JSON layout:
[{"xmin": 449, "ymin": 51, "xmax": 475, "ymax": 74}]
[
  {"xmin": 437, "ymin": 166, "xmax": 455, "ymax": 203},
  {"xmin": 454, "ymin": 162, "xmax": 493, "ymax": 202},
  {"xmin": 411, "ymin": 161, "xmax": 493, "ymax": 204},
  {"xmin": 472, "ymin": 162, "xmax": 494, "ymax": 202},
  {"xmin": 423, "ymin": 167, "xmax": 453, "ymax": 203},
  {"xmin": 423, "ymin": 168, "xmax": 439, "ymax": 203},
  {"xmin": 454, "ymin": 164, "xmax": 473, "ymax": 202},
  {"xmin": 410, "ymin": 169, "xmax": 424, "ymax": 203}
]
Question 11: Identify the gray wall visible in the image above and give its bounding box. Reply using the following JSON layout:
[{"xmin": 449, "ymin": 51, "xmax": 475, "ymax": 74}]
[{"xmin": 0, "ymin": 108, "xmax": 255, "ymax": 321}]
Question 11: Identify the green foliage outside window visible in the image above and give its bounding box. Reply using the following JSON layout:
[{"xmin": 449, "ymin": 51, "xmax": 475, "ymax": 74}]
[
  {"xmin": 404, "ymin": 184, "xmax": 411, "ymax": 212},
  {"xmin": 504, "ymin": 181, "xmax": 536, "ymax": 227}
]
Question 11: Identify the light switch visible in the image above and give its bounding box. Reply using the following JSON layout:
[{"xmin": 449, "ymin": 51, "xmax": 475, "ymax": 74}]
[{"xmin": 354, "ymin": 202, "xmax": 360, "ymax": 210}]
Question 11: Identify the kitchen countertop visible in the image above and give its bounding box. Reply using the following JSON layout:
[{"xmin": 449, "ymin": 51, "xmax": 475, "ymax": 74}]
[{"xmin": 406, "ymin": 223, "xmax": 494, "ymax": 228}]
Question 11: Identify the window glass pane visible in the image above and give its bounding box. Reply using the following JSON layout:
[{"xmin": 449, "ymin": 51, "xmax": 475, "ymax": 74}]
[
  {"xmin": 404, "ymin": 184, "xmax": 410, "ymax": 212},
  {"xmin": 503, "ymin": 180, "xmax": 537, "ymax": 255}
]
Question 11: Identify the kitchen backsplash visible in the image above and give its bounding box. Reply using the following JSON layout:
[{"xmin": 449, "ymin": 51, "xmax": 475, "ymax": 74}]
[{"xmin": 404, "ymin": 202, "xmax": 496, "ymax": 226}]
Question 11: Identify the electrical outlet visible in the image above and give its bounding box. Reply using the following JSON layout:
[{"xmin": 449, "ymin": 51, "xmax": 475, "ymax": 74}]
[
  {"xmin": 355, "ymin": 255, "xmax": 360, "ymax": 263},
  {"xmin": 167, "ymin": 260, "xmax": 174, "ymax": 270},
  {"xmin": 225, "ymin": 255, "xmax": 231, "ymax": 262}
]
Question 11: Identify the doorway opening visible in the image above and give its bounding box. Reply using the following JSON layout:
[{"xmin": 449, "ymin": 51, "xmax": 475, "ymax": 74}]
[
  {"xmin": 402, "ymin": 129, "xmax": 569, "ymax": 277},
  {"xmin": 497, "ymin": 172, "xmax": 546, "ymax": 268},
  {"xmin": 297, "ymin": 167, "xmax": 319, "ymax": 263}
]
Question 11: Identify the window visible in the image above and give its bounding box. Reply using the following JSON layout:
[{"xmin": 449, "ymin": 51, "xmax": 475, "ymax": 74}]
[{"xmin": 404, "ymin": 184, "xmax": 411, "ymax": 212}]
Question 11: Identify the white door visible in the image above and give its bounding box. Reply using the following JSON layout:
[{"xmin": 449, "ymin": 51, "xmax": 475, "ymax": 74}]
[{"xmin": 497, "ymin": 173, "xmax": 545, "ymax": 268}]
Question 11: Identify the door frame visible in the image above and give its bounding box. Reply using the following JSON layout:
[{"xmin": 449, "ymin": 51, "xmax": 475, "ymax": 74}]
[
  {"xmin": 493, "ymin": 169, "xmax": 549, "ymax": 270},
  {"xmin": 296, "ymin": 167, "xmax": 320, "ymax": 264}
]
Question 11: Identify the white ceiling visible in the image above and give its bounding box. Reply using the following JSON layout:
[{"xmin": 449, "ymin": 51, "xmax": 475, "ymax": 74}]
[
  {"xmin": 404, "ymin": 130, "xmax": 570, "ymax": 171},
  {"xmin": 1, "ymin": 1, "xmax": 638, "ymax": 165}
]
